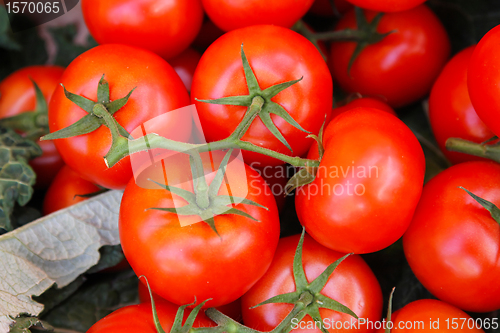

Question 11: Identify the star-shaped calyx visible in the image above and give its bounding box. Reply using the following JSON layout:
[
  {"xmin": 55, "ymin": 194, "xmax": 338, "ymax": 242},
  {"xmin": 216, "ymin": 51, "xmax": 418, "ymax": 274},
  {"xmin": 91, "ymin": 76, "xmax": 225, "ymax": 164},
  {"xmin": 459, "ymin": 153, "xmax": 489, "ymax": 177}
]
[
  {"xmin": 196, "ymin": 45, "xmax": 309, "ymax": 152},
  {"xmin": 149, "ymin": 149, "xmax": 268, "ymax": 237},
  {"xmin": 251, "ymin": 229, "xmax": 358, "ymax": 333},
  {"xmin": 41, "ymin": 75, "xmax": 134, "ymax": 148}
]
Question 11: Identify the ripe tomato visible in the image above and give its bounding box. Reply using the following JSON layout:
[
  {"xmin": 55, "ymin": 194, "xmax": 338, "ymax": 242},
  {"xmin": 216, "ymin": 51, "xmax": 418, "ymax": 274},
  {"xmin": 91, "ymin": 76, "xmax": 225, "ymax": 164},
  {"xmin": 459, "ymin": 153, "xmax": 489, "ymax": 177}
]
[
  {"xmin": 43, "ymin": 165, "xmax": 100, "ymax": 215},
  {"xmin": 138, "ymin": 281, "xmax": 242, "ymax": 322},
  {"xmin": 120, "ymin": 150, "xmax": 280, "ymax": 308},
  {"xmin": 403, "ymin": 161, "xmax": 500, "ymax": 313},
  {"xmin": 468, "ymin": 24, "xmax": 500, "ymax": 138},
  {"xmin": 331, "ymin": 97, "xmax": 396, "ymax": 122},
  {"xmin": 376, "ymin": 299, "xmax": 484, "ymax": 333},
  {"xmin": 202, "ymin": 0, "xmax": 314, "ymax": 32},
  {"xmin": 87, "ymin": 300, "xmax": 215, "ymax": 333},
  {"xmin": 308, "ymin": 98, "xmax": 396, "ymax": 161},
  {"xmin": 191, "ymin": 25, "xmax": 333, "ymax": 167},
  {"xmin": 48, "ymin": 44, "xmax": 192, "ymax": 190},
  {"xmin": 429, "ymin": 46, "xmax": 494, "ymax": 165},
  {"xmin": 0, "ymin": 65, "xmax": 65, "ymax": 188},
  {"xmin": 344, "ymin": 0, "xmax": 427, "ymax": 12},
  {"xmin": 330, "ymin": 5, "xmax": 450, "ymax": 108},
  {"xmin": 168, "ymin": 48, "xmax": 201, "ymax": 92},
  {"xmin": 81, "ymin": 0, "xmax": 203, "ymax": 60},
  {"xmin": 296, "ymin": 108, "xmax": 425, "ymax": 254},
  {"xmin": 242, "ymin": 234, "xmax": 382, "ymax": 332}
]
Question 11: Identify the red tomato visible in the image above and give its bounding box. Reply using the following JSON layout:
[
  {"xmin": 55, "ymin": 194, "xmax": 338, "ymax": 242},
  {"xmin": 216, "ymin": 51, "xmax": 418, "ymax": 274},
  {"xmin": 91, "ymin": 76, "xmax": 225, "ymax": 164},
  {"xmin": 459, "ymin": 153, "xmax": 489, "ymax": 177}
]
[
  {"xmin": 331, "ymin": 97, "xmax": 396, "ymax": 123},
  {"xmin": 242, "ymin": 234, "xmax": 382, "ymax": 332},
  {"xmin": 202, "ymin": 0, "xmax": 314, "ymax": 32},
  {"xmin": 87, "ymin": 300, "xmax": 215, "ymax": 333},
  {"xmin": 468, "ymin": 25, "xmax": 500, "ymax": 138},
  {"xmin": 138, "ymin": 282, "xmax": 242, "ymax": 322},
  {"xmin": 81, "ymin": 0, "xmax": 203, "ymax": 60},
  {"xmin": 308, "ymin": 98, "xmax": 396, "ymax": 161},
  {"xmin": 296, "ymin": 108, "xmax": 425, "ymax": 254},
  {"xmin": 309, "ymin": 0, "xmax": 353, "ymax": 16},
  {"xmin": 376, "ymin": 299, "xmax": 484, "ymax": 333},
  {"xmin": 48, "ymin": 44, "xmax": 192, "ymax": 190},
  {"xmin": 191, "ymin": 25, "xmax": 333, "ymax": 167},
  {"xmin": 43, "ymin": 165, "xmax": 100, "ymax": 215},
  {"xmin": 0, "ymin": 65, "xmax": 65, "ymax": 188},
  {"xmin": 330, "ymin": 5, "xmax": 450, "ymax": 108},
  {"xmin": 429, "ymin": 46, "xmax": 494, "ymax": 165},
  {"xmin": 119, "ymin": 151, "xmax": 280, "ymax": 308},
  {"xmin": 403, "ymin": 161, "xmax": 500, "ymax": 313},
  {"xmin": 168, "ymin": 48, "xmax": 201, "ymax": 92},
  {"xmin": 344, "ymin": 0, "xmax": 426, "ymax": 12}
]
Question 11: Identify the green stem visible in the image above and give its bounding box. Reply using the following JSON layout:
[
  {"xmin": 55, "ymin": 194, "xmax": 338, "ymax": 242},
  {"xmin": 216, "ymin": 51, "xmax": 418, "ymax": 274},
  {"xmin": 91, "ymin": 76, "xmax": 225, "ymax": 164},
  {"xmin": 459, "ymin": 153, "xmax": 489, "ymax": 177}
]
[
  {"xmin": 228, "ymin": 96, "xmax": 265, "ymax": 140},
  {"xmin": 446, "ymin": 137, "xmax": 500, "ymax": 163},
  {"xmin": 105, "ymin": 133, "xmax": 319, "ymax": 169},
  {"xmin": 191, "ymin": 153, "xmax": 210, "ymax": 209}
]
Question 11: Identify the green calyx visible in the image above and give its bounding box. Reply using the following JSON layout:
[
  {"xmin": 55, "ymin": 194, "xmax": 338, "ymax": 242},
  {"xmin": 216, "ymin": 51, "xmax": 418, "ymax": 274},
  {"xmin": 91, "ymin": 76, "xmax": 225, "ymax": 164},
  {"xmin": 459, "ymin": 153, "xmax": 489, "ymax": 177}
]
[
  {"xmin": 41, "ymin": 75, "xmax": 133, "ymax": 143},
  {"xmin": 149, "ymin": 149, "xmax": 268, "ymax": 237},
  {"xmin": 196, "ymin": 45, "xmax": 308, "ymax": 152},
  {"xmin": 251, "ymin": 229, "xmax": 357, "ymax": 333},
  {"xmin": 459, "ymin": 187, "xmax": 500, "ymax": 225},
  {"xmin": 0, "ymin": 80, "xmax": 49, "ymax": 140}
]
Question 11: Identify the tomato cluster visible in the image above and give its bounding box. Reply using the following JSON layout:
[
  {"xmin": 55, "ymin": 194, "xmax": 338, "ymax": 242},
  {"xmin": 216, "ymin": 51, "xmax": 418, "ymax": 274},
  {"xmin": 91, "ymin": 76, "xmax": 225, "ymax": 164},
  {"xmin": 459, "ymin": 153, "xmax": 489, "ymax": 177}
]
[{"xmin": 3, "ymin": 0, "xmax": 500, "ymax": 331}]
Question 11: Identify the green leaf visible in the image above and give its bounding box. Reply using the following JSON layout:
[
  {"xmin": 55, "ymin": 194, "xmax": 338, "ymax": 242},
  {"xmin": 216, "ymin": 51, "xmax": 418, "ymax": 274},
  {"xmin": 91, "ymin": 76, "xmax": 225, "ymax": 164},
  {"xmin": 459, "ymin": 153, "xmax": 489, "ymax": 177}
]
[
  {"xmin": 86, "ymin": 245, "xmax": 126, "ymax": 274},
  {"xmin": 8, "ymin": 316, "xmax": 52, "ymax": 333},
  {"xmin": 284, "ymin": 168, "xmax": 316, "ymax": 195},
  {"xmin": 0, "ymin": 128, "xmax": 41, "ymax": 231},
  {"xmin": 41, "ymin": 271, "xmax": 139, "ymax": 333},
  {"xmin": 50, "ymin": 25, "xmax": 98, "ymax": 68},
  {"xmin": 0, "ymin": 190, "xmax": 123, "ymax": 332}
]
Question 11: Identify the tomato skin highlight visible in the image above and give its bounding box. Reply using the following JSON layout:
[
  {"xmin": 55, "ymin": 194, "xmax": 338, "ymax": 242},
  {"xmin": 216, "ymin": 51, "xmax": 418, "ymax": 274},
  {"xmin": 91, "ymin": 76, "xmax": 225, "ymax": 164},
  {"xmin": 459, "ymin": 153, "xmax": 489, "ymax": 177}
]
[
  {"xmin": 404, "ymin": 161, "xmax": 500, "ymax": 313},
  {"xmin": 468, "ymin": 24, "xmax": 500, "ymax": 139},
  {"xmin": 429, "ymin": 45, "xmax": 494, "ymax": 165},
  {"xmin": 48, "ymin": 44, "xmax": 192, "ymax": 190},
  {"xmin": 81, "ymin": 0, "xmax": 203, "ymax": 60},
  {"xmin": 330, "ymin": 5, "xmax": 450, "ymax": 108},
  {"xmin": 201, "ymin": 0, "xmax": 315, "ymax": 32},
  {"xmin": 344, "ymin": 0, "xmax": 427, "ymax": 13},
  {"xmin": 376, "ymin": 299, "xmax": 484, "ymax": 333},
  {"xmin": 87, "ymin": 300, "xmax": 215, "ymax": 333},
  {"xmin": 119, "ymin": 151, "xmax": 280, "ymax": 308},
  {"xmin": 43, "ymin": 165, "xmax": 100, "ymax": 215},
  {"xmin": 296, "ymin": 108, "xmax": 425, "ymax": 254},
  {"xmin": 191, "ymin": 25, "xmax": 333, "ymax": 167},
  {"xmin": 0, "ymin": 65, "xmax": 65, "ymax": 188},
  {"xmin": 242, "ymin": 234, "xmax": 383, "ymax": 332}
]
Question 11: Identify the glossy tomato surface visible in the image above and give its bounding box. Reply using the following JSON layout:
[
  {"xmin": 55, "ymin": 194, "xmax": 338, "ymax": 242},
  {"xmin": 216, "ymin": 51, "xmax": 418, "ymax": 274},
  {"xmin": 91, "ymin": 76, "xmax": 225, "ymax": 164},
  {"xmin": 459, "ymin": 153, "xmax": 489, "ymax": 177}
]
[
  {"xmin": 0, "ymin": 65, "xmax": 65, "ymax": 187},
  {"xmin": 330, "ymin": 5, "xmax": 450, "ymax": 108},
  {"xmin": 43, "ymin": 165, "xmax": 100, "ymax": 215},
  {"xmin": 81, "ymin": 0, "xmax": 203, "ymax": 59},
  {"xmin": 429, "ymin": 46, "xmax": 494, "ymax": 165},
  {"xmin": 404, "ymin": 161, "xmax": 500, "ymax": 313},
  {"xmin": 468, "ymin": 25, "xmax": 500, "ymax": 138},
  {"xmin": 242, "ymin": 234, "xmax": 382, "ymax": 332},
  {"xmin": 191, "ymin": 25, "xmax": 332, "ymax": 166},
  {"xmin": 48, "ymin": 44, "xmax": 192, "ymax": 190},
  {"xmin": 87, "ymin": 300, "xmax": 214, "ymax": 333},
  {"xmin": 376, "ymin": 299, "xmax": 484, "ymax": 333},
  {"xmin": 202, "ymin": 0, "xmax": 314, "ymax": 32},
  {"xmin": 344, "ymin": 0, "xmax": 426, "ymax": 12},
  {"xmin": 296, "ymin": 108, "xmax": 425, "ymax": 254},
  {"xmin": 120, "ymin": 151, "xmax": 280, "ymax": 308}
]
